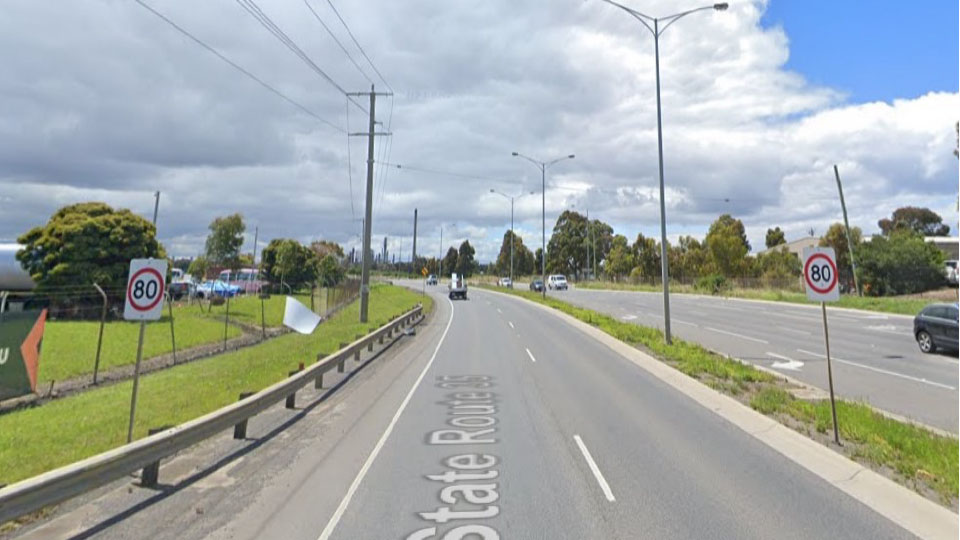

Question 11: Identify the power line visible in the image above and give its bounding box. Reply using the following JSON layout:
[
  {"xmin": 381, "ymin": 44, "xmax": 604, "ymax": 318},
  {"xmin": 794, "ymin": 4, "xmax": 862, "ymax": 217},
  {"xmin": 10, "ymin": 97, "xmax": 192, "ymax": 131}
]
[
  {"xmin": 345, "ymin": 97, "xmax": 356, "ymax": 220},
  {"xmin": 302, "ymin": 0, "xmax": 373, "ymax": 85},
  {"xmin": 324, "ymin": 0, "xmax": 392, "ymax": 91},
  {"xmin": 374, "ymin": 97, "xmax": 394, "ymax": 215},
  {"xmin": 234, "ymin": 0, "xmax": 369, "ymax": 114},
  {"xmin": 132, "ymin": 0, "xmax": 344, "ymax": 133}
]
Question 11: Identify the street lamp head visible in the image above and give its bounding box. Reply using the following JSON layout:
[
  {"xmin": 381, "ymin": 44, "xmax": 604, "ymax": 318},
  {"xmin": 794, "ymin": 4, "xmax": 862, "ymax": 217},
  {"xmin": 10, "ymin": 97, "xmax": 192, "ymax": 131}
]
[
  {"xmin": 489, "ymin": 189, "xmax": 495, "ymax": 193},
  {"xmin": 511, "ymin": 152, "xmax": 519, "ymax": 156},
  {"xmin": 568, "ymin": 154, "xmax": 575, "ymax": 159},
  {"xmin": 713, "ymin": 3, "xmax": 729, "ymax": 10}
]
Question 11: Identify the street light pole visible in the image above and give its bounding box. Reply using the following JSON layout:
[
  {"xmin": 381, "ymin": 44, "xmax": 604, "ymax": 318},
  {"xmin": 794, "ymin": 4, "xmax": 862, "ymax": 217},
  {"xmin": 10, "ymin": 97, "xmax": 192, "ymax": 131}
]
[
  {"xmin": 600, "ymin": 0, "xmax": 729, "ymax": 344},
  {"xmin": 491, "ymin": 189, "xmax": 536, "ymax": 285},
  {"xmin": 512, "ymin": 152, "xmax": 575, "ymax": 298}
]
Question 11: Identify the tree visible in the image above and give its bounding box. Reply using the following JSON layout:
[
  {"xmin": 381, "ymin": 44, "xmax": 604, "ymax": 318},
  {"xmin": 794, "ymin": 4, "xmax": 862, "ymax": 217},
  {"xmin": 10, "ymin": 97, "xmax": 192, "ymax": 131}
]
[
  {"xmin": 674, "ymin": 235, "xmax": 711, "ymax": 281},
  {"xmin": 705, "ymin": 214, "xmax": 750, "ymax": 276},
  {"xmin": 534, "ymin": 247, "xmax": 544, "ymax": 276},
  {"xmin": 260, "ymin": 238, "xmax": 318, "ymax": 291},
  {"xmin": 187, "ymin": 255, "xmax": 211, "ymax": 280},
  {"xmin": 765, "ymin": 227, "xmax": 786, "ymax": 249},
  {"xmin": 205, "ymin": 214, "xmax": 246, "ymax": 269},
  {"xmin": 311, "ymin": 240, "xmax": 345, "ymax": 260},
  {"xmin": 819, "ymin": 222, "xmax": 863, "ymax": 289},
  {"xmin": 441, "ymin": 247, "xmax": 459, "ymax": 277},
  {"xmin": 586, "ymin": 218, "xmax": 614, "ymax": 276},
  {"xmin": 16, "ymin": 202, "xmax": 165, "ymax": 296},
  {"xmin": 857, "ymin": 230, "xmax": 944, "ymax": 295},
  {"xmin": 754, "ymin": 247, "xmax": 801, "ymax": 284},
  {"xmin": 631, "ymin": 233, "xmax": 660, "ymax": 280},
  {"xmin": 605, "ymin": 235, "xmax": 635, "ymax": 279},
  {"xmin": 546, "ymin": 210, "xmax": 591, "ymax": 279},
  {"xmin": 878, "ymin": 207, "xmax": 950, "ymax": 236},
  {"xmin": 494, "ymin": 230, "xmax": 535, "ymax": 277},
  {"xmin": 317, "ymin": 254, "xmax": 345, "ymax": 287},
  {"xmin": 456, "ymin": 240, "xmax": 477, "ymax": 277}
]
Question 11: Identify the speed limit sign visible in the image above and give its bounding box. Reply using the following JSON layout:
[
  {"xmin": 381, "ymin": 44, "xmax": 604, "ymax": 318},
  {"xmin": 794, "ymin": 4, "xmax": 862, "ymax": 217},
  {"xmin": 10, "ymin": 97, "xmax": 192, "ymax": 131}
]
[
  {"xmin": 802, "ymin": 247, "xmax": 839, "ymax": 302},
  {"xmin": 123, "ymin": 259, "xmax": 168, "ymax": 320}
]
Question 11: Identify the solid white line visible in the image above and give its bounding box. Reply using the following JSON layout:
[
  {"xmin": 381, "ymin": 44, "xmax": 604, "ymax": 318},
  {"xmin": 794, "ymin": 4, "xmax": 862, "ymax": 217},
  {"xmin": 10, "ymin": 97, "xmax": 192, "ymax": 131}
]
[
  {"xmin": 508, "ymin": 321, "xmax": 515, "ymax": 329},
  {"xmin": 573, "ymin": 435, "xmax": 615, "ymax": 502},
  {"xmin": 704, "ymin": 326, "xmax": 769, "ymax": 344},
  {"xmin": 317, "ymin": 299, "xmax": 456, "ymax": 540},
  {"xmin": 795, "ymin": 349, "xmax": 956, "ymax": 391},
  {"xmin": 766, "ymin": 352, "xmax": 794, "ymax": 362},
  {"xmin": 776, "ymin": 326, "xmax": 811, "ymax": 335},
  {"xmin": 525, "ymin": 347, "xmax": 537, "ymax": 363},
  {"xmin": 673, "ymin": 318, "xmax": 699, "ymax": 327}
]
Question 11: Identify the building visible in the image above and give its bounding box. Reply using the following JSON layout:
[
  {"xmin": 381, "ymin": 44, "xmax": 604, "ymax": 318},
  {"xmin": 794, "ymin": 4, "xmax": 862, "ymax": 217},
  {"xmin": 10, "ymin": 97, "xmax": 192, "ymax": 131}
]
[
  {"xmin": 757, "ymin": 236, "xmax": 818, "ymax": 257},
  {"xmin": 925, "ymin": 237, "xmax": 959, "ymax": 260}
]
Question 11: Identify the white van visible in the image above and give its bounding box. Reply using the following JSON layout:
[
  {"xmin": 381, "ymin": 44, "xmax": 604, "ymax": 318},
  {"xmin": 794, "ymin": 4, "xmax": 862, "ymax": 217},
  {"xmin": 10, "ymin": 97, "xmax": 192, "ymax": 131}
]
[
  {"xmin": 547, "ymin": 274, "xmax": 568, "ymax": 290},
  {"xmin": 449, "ymin": 273, "xmax": 468, "ymax": 300}
]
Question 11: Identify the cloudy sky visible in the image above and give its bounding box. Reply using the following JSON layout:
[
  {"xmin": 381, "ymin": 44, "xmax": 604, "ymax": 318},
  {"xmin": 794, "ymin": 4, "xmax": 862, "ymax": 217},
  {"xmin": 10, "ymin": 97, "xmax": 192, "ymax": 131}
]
[{"xmin": 1, "ymin": 0, "xmax": 957, "ymax": 263}]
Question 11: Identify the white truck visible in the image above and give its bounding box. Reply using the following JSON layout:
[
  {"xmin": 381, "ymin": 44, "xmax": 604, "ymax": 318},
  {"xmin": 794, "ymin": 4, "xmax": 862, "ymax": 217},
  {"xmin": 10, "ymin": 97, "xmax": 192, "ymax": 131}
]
[{"xmin": 448, "ymin": 273, "xmax": 468, "ymax": 300}]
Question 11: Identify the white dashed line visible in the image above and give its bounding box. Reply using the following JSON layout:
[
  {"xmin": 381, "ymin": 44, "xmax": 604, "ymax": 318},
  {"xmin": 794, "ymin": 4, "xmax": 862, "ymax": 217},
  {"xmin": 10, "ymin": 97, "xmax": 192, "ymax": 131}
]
[
  {"xmin": 573, "ymin": 435, "xmax": 616, "ymax": 502},
  {"xmin": 525, "ymin": 348, "xmax": 537, "ymax": 363},
  {"xmin": 704, "ymin": 326, "xmax": 769, "ymax": 344},
  {"xmin": 795, "ymin": 349, "xmax": 956, "ymax": 390},
  {"xmin": 508, "ymin": 321, "xmax": 515, "ymax": 329}
]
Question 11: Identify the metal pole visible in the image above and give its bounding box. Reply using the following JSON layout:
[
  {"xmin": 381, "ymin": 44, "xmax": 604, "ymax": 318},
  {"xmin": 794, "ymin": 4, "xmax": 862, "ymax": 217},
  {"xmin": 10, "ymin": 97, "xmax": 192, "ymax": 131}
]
[
  {"xmin": 167, "ymin": 292, "xmax": 177, "ymax": 365},
  {"xmin": 439, "ymin": 226, "xmax": 443, "ymax": 278},
  {"xmin": 359, "ymin": 84, "xmax": 376, "ymax": 323},
  {"xmin": 510, "ymin": 197, "xmax": 515, "ymax": 285},
  {"xmin": 541, "ymin": 164, "xmax": 546, "ymax": 298},
  {"xmin": 653, "ymin": 20, "xmax": 673, "ymax": 344},
  {"xmin": 92, "ymin": 283, "xmax": 108, "ymax": 385},
  {"xmin": 413, "ymin": 208, "xmax": 418, "ymax": 265},
  {"xmin": 152, "ymin": 191, "xmax": 160, "ymax": 226},
  {"xmin": 260, "ymin": 294, "xmax": 266, "ymax": 339},
  {"xmin": 223, "ymin": 293, "xmax": 230, "ymax": 351},
  {"xmin": 822, "ymin": 301, "xmax": 840, "ymax": 445},
  {"xmin": 126, "ymin": 322, "xmax": 146, "ymax": 443},
  {"xmin": 834, "ymin": 165, "xmax": 861, "ymax": 297}
]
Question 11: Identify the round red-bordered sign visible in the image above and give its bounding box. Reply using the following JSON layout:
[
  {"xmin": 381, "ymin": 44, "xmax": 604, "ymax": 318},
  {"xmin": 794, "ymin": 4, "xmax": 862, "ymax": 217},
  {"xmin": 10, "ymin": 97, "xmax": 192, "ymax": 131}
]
[
  {"xmin": 126, "ymin": 267, "xmax": 165, "ymax": 311},
  {"xmin": 804, "ymin": 252, "xmax": 838, "ymax": 294}
]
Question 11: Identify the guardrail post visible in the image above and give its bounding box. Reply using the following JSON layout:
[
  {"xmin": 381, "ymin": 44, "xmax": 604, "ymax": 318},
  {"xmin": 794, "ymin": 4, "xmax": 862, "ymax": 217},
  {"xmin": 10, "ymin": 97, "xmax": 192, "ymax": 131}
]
[
  {"xmin": 315, "ymin": 354, "xmax": 326, "ymax": 389},
  {"xmin": 141, "ymin": 425, "xmax": 173, "ymax": 487},
  {"xmin": 378, "ymin": 332, "xmax": 384, "ymax": 344},
  {"xmin": 338, "ymin": 343, "xmax": 347, "ymax": 372},
  {"xmin": 233, "ymin": 392, "xmax": 255, "ymax": 439},
  {"xmin": 354, "ymin": 334, "xmax": 362, "ymax": 361},
  {"xmin": 285, "ymin": 368, "xmax": 302, "ymax": 409},
  {"xmin": 367, "ymin": 339, "xmax": 373, "ymax": 352}
]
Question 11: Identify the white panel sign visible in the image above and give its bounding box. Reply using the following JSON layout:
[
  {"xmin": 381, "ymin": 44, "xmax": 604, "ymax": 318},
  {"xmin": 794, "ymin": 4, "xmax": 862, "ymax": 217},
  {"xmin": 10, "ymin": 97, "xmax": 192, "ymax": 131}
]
[
  {"xmin": 283, "ymin": 296, "xmax": 322, "ymax": 334},
  {"xmin": 123, "ymin": 258, "xmax": 168, "ymax": 320},
  {"xmin": 802, "ymin": 247, "xmax": 840, "ymax": 302}
]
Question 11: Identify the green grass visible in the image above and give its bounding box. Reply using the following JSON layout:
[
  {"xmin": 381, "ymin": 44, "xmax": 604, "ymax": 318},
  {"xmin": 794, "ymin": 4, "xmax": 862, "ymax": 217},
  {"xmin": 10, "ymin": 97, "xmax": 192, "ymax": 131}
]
[
  {"xmin": 482, "ymin": 285, "xmax": 958, "ymax": 505},
  {"xmin": 0, "ymin": 284, "xmax": 428, "ymax": 486},
  {"xmin": 199, "ymin": 293, "xmax": 312, "ymax": 328},
  {"xmin": 575, "ymin": 281, "xmax": 934, "ymax": 316},
  {"xmin": 751, "ymin": 388, "xmax": 959, "ymax": 503}
]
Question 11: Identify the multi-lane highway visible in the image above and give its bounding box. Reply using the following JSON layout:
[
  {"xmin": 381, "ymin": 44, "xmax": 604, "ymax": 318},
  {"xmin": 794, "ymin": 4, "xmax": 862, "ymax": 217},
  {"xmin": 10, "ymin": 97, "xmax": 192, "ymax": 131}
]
[
  {"xmin": 531, "ymin": 285, "xmax": 958, "ymax": 433},
  {"xmin": 15, "ymin": 283, "xmax": 941, "ymax": 539}
]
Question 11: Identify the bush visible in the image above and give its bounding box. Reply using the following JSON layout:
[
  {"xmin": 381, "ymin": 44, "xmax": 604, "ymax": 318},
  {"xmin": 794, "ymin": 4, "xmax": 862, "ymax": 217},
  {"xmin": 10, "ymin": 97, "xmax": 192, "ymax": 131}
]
[
  {"xmin": 694, "ymin": 274, "xmax": 729, "ymax": 294},
  {"xmin": 857, "ymin": 231, "xmax": 944, "ymax": 296}
]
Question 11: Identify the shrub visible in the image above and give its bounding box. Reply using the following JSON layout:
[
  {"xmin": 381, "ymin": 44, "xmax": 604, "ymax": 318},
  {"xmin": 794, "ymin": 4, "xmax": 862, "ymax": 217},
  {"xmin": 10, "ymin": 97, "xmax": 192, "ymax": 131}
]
[{"xmin": 694, "ymin": 274, "xmax": 729, "ymax": 294}]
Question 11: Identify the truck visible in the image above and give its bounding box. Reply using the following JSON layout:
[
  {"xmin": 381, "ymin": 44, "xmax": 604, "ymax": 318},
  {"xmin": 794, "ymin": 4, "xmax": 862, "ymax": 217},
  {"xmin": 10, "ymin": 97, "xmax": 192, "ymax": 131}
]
[{"xmin": 448, "ymin": 273, "xmax": 468, "ymax": 300}]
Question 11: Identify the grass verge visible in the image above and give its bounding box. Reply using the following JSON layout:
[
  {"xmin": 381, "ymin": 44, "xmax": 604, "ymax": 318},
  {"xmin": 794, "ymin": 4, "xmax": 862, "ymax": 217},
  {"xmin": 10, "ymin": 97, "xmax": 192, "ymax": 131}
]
[
  {"xmin": 0, "ymin": 284, "xmax": 429, "ymax": 486},
  {"xmin": 480, "ymin": 285, "xmax": 958, "ymax": 506},
  {"xmin": 574, "ymin": 281, "xmax": 935, "ymax": 316}
]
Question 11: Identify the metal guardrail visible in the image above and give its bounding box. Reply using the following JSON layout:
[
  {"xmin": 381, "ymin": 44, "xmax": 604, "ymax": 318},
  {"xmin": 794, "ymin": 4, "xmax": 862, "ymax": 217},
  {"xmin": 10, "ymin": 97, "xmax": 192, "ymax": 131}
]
[{"xmin": 0, "ymin": 304, "xmax": 424, "ymax": 525}]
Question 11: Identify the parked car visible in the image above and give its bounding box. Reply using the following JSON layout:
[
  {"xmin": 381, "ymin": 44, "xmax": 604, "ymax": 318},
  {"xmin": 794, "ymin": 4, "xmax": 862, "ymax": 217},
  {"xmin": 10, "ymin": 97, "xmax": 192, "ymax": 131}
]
[
  {"xmin": 945, "ymin": 260, "xmax": 958, "ymax": 286},
  {"xmin": 913, "ymin": 303, "xmax": 959, "ymax": 353},
  {"xmin": 167, "ymin": 280, "xmax": 195, "ymax": 300},
  {"xmin": 448, "ymin": 273, "xmax": 468, "ymax": 300},
  {"xmin": 196, "ymin": 280, "xmax": 241, "ymax": 299},
  {"xmin": 547, "ymin": 274, "xmax": 568, "ymax": 290},
  {"xmin": 529, "ymin": 279, "xmax": 544, "ymax": 292},
  {"xmin": 497, "ymin": 277, "xmax": 513, "ymax": 288},
  {"xmin": 217, "ymin": 268, "xmax": 267, "ymax": 295},
  {"xmin": 426, "ymin": 274, "xmax": 438, "ymax": 286}
]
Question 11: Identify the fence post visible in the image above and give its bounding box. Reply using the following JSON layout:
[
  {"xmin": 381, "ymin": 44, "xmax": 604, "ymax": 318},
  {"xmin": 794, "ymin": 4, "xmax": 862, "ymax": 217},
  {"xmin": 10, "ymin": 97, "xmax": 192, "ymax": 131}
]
[
  {"xmin": 260, "ymin": 294, "xmax": 266, "ymax": 340},
  {"xmin": 233, "ymin": 391, "xmax": 255, "ymax": 439},
  {"xmin": 92, "ymin": 283, "xmax": 108, "ymax": 385},
  {"xmin": 223, "ymin": 294, "xmax": 231, "ymax": 351},
  {"xmin": 167, "ymin": 292, "xmax": 177, "ymax": 365},
  {"xmin": 140, "ymin": 425, "xmax": 174, "ymax": 487}
]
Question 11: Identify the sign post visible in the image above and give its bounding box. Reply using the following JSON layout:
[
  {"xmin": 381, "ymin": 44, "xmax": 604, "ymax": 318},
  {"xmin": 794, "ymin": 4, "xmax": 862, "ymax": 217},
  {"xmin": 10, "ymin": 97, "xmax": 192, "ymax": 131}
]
[
  {"xmin": 802, "ymin": 247, "xmax": 841, "ymax": 445},
  {"xmin": 124, "ymin": 258, "xmax": 167, "ymax": 443},
  {"xmin": 421, "ymin": 267, "xmax": 428, "ymax": 296}
]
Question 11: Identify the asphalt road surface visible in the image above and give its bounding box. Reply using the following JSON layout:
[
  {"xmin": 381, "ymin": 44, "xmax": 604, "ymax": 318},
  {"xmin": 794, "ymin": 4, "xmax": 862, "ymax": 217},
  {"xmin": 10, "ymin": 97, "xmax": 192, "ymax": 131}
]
[
  {"xmin": 20, "ymin": 283, "xmax": 918, "ymax": 539},
  {"xmin": 523, "ymin": 285, "xmax": 958, "ymax": 433}
]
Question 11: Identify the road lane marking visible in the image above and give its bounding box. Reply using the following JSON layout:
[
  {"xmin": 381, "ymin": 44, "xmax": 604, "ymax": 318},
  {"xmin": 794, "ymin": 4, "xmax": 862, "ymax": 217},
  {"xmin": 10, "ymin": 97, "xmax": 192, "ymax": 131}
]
[
  {"xmin": 620, "ymin": 314, "xmax": 638, "ymax": 321},
  {"xmin": 767, "ymin": 352, "xmax": 803, "ymax": 371},
  {"xmin": 317, "ymin": 298, "xmax": 457, "ymax": 540},
  {"xmin": 795, "ymin": 349, "xmax": 957, "ymax": 391},
  {"xmin": 776, "ymin": 326, "xmax": 811, "ymax": 335},
  {"xmin": 525, "ymin": 348, "xmax": 537, "ymax": 363},
  {"xmin": 572, "ymin": 435, "xmax": 615, "ymax": 502},
  {"xmin": 508, "ymin": 321, "xmax": 515, "ymax": 329},
  {"xmin": 704, "ymin": 326, "xmax": 769, "ymax": 344},
  {"xmin": 497, "ymin": 308, "xmax": 502, "ymax": 314},
  {"xmin": 673, "ymin": 318, "xmax": 698, "ymax": 327}
]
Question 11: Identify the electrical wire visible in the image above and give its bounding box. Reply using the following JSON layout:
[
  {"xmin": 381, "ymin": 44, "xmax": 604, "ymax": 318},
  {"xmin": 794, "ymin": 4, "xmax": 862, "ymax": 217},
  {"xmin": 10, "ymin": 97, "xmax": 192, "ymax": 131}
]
[
  {"xmin": 302, "ymin": 0, "xmax": 373, "ymax": 85},
  {"xmin": 132, "ymin": 0, "xmax": 344, "ymax": 133},
  {"xmin": 324, "ymin": 0, "xmax": 392, "ymax": 91},
  {"xmin": 345, "ymin": 97, "xmax": 356, "ymax": 220}
]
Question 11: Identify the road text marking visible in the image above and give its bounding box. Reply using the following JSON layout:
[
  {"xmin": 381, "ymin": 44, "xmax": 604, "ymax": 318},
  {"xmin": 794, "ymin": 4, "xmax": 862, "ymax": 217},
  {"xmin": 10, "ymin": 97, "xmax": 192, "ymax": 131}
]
[
  {"xmin": 704, "ymin": 326, "xmax": 770, "ymax": 344},
  {"xmin": 796, "ymin": 349, "xmax": 956, "ymax": 390},
  {"xmin": 573, "ymin": 435, "xmax": 615, "ymax": 502},
  {"xmin": 525, "ymin": 348, "xmax": 537, "ymax": 363},
  {"xmin": 767, "ymin": 352, "xmax": 803, "ymax": 371},
  {"xmin": 508, "ymin": 321, "xmax": 515, "ymax": 329}
]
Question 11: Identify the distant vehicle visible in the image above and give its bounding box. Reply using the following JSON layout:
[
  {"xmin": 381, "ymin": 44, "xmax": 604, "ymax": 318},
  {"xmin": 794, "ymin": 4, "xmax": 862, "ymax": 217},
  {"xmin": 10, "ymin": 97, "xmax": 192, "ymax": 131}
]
[
  {"xmin": 945, "ymin": 260, "xmax": 958, "ymax": 286},
  {"xmin": 448, "ymin": 273, "xmax": 468, "ymax": 300},
  {"xmin": 196, "ymin": 280, "xmax": 241, "ymax": 299},
  {"xmin": 218, "ymin": 268, "xmax": 266, "ymax": 294},
  {"xmin": 529, "ymin": 279, "xmax": 544, "ymax": 292},
  {"xmin": 426, "ymin": 274, "xmax": 438, "ymax": 286},
  {"xmin": 168, "ymin": 280, "xmax": 195, "ymax": 300},
  {"xmin": 497, "ymin": 277, "xmax": 513, "ymax": 288},
  {"xmin": 547, "ymin": 274, "xmax": 568, "ymax": 290},
  {"xmin": 171, "ymin": 267, "xmax": 184, "ymax": 282},
  {"xmin": 913, "ymin": 303, "xmax": 959, "ymax": 353}
]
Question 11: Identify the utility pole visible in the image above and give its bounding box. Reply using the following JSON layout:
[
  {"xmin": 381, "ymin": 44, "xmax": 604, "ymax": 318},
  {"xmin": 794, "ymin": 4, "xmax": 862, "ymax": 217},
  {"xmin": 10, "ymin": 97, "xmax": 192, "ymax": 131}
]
[
  {"xmin": 412, "ymin": 208, "xmax": 418, "ymax": 265},
  {"xmin": 834, "ymin": 165, "xmax": 861, "ymax": 296},
  {"xmin": 439, "ymin": 226, "xmax": 444, "ymax": 278},
  {"xmin": 347, "ymin": 85, "xmax": 392, "ymax": 323}
]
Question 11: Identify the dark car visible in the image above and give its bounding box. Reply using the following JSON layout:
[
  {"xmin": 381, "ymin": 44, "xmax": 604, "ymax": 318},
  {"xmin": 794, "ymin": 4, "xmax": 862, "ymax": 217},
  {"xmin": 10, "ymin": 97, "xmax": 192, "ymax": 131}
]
[
  {"xmin": 529, "ymin": 279, "xmax": 544, "ymax": 292},
  {"xmin": 913, "ymin": 303, "xmax": 959, "ymax": 353}
]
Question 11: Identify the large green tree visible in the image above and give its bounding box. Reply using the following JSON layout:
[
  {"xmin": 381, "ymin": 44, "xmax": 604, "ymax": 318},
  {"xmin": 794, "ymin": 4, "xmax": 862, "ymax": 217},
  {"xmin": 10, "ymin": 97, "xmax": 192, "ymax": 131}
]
[
  {"xmin": 494, "ymin": 230, "xmax": 535, "ymax": 277},
  {"xmin": 317, "ymin": 254, "xmax": 345, "ymax": 287},
  {"xmin": 857, "ymin": 230, "xmax": 944, "ymax": 295},
  {"xmin": 310, "ymin": 240, "xmax": 345, "ymax": 260},
  {"xmin": 765, "ymin": 227, "xmax": 786, "ymax": 249},
  {"xmin": 605, "ymin": 234, "xmax": 635, "ymax": 279},
  {"xmin": 441, "ymin": 247, "xmax": 459, "ymax": 277},
  {"xmin": 205, "ymin": 214, "xmax": 246, "ymax": 269},
  {"xmin": 546, "ymin": 210, "xmax": 591, "ymax": 279},
  {"xmin": 705, "ymin": 214, "xmax": 750, "ymax": 276},
  {"xmin": 819, "ymin": 222, "xmax": 863, "ymax": 288},
  {"xmin": 187, "ymin": 255, "xmax": 211, "ymax": 280},
  {"xmin": 260, "ymin": 238, "xmax": 318, "ymax": 291},
  {"xmin": 456, "ymin": 240, "xmax": 477, "ymax": 277},
  {"xmin": 16, "ymin": 202, "xmax": 165, "ymax": 295},
  {"xmin": 631, "ymin": 233, "xmax": 660, "ymax": 279},
  {"xmin": 878, "ymin": 207, "xmax": 950, "ymax": 236}
]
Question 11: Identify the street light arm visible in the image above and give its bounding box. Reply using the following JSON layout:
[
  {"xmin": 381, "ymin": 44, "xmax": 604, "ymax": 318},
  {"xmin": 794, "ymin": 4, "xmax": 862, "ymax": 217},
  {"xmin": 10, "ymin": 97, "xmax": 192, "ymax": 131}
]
[
  {"xmin": 490, "ymin": 189, "xmax": 512, "ymax": 200},
  {"xmin": 658, "ymin": 5, "xmax": 722, "ymax": 35},
  {"xmin": 512, "ymin": 152, "xmax": 544, "ymax": 170},
  {"xmin": 545, "ymin": 154, "xmax": 575, "ymax": 169},
  {"xmin": 598, "ymin": 0, "xmax": 655, "ymax": 36}
]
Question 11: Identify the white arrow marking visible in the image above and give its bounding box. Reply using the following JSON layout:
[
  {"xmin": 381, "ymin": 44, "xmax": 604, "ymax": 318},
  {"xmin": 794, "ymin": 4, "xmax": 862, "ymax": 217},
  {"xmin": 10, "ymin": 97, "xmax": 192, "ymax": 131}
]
[{"xmin": 768, "ymin": 352, "xmax": 804, "ymax": 371}]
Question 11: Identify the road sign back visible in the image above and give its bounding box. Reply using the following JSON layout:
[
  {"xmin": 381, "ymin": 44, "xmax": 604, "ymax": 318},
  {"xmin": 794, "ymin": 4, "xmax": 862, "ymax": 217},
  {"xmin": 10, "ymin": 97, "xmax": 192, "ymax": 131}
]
[
  {"xmin": 802, "ymin": 247, "xmax": 839, "ymax": 302},
  {"xmin": 421, "ymin": 267, "xmax": 428, "ymax": 277},
  {"xmin": 124, "ymin": 259, "xmax": 168, "ymax": 320}
]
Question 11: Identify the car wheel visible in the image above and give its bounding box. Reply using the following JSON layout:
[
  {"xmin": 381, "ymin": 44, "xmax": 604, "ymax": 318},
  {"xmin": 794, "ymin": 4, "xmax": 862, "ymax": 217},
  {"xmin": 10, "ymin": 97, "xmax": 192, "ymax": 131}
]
[{"xmin": 917, "ymin": 330, "xmax": 936, "ymax": 353}]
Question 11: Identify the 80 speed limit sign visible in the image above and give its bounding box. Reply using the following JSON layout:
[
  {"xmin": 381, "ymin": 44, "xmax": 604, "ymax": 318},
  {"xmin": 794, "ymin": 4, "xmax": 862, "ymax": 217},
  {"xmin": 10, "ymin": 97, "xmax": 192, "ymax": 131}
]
[
  {"xmin": 123, "ymin": 259, "xmax": 168, "ymax": 320},
  {"xmin": 802, "ymin": 247, "xmax": 839, "ymax": 302}
]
